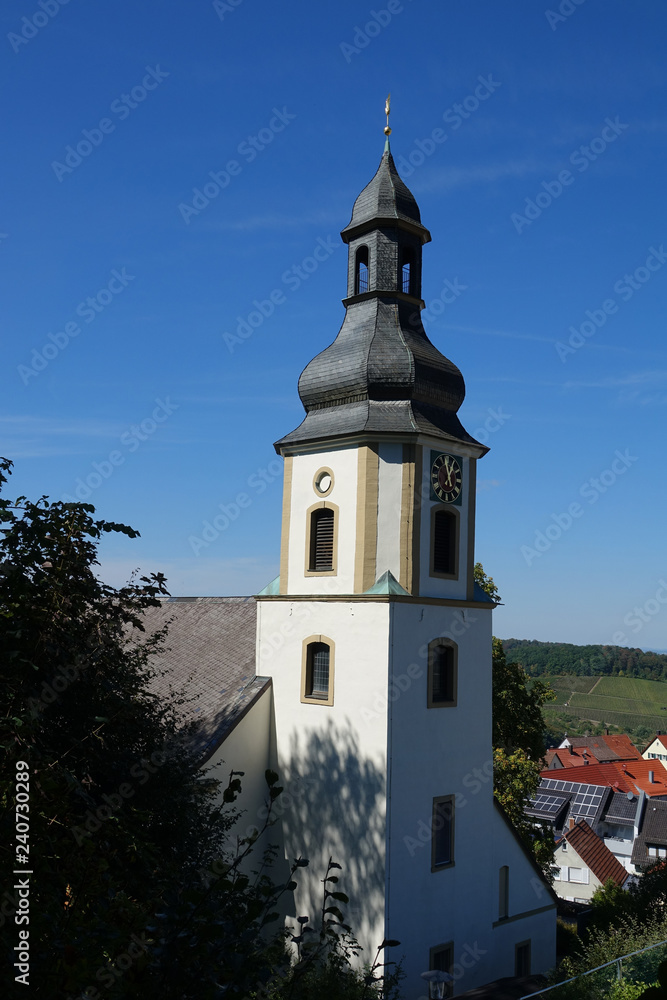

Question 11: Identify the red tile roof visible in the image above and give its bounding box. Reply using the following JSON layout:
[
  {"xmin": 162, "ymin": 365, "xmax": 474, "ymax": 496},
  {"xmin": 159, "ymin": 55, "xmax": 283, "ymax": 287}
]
[
  {"xmin": 562, "ymin": 821, "xmax": 629, "ymax": 887},
  {"xmin": 545, "ymin": 749, "xmax": 588, "ymax": 768},
  {"xmin": 548, "ymin": 735, "xmax": 642, "ymax": 768},
  {"xmin": 602, "ymin": 734, "xmax": 643, "ymax": 760},
  {"xmin": 540, "ymin": 758, "xmax": 667, "ymax": 797}
]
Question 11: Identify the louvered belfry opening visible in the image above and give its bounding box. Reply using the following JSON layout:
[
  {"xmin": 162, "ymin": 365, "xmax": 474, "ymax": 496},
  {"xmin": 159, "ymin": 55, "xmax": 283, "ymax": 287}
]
[
  {"xmin": 307, "ymin": 642, "xmax": 330, "ymax": 698},
  {"xmin": 432, "ymin": 643, "xmax": 454, "ymax": 703},
  {"xmin": 309, "ymin": 507, "xmax": 334, "ymax": 571},
  {"xmin": 433, "ymin": 509, "xmax": 456, "ymax": 575}
]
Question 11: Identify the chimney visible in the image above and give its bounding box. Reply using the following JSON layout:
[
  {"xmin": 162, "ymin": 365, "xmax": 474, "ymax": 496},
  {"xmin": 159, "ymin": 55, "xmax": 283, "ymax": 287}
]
[
  {"xmin": 569, "ymin": 745, "xmax": 574, "ymax": 755},
  {"xmin": 605, "ymin": 727, "xmax": 609, "ymax": 735},
  {"xmin": 568, "ymin": 817, "xmax": 575, "ymax": 831},
  {"xmin": 649, "ymin": 770, "xmax": 655, "ymax": 784}
]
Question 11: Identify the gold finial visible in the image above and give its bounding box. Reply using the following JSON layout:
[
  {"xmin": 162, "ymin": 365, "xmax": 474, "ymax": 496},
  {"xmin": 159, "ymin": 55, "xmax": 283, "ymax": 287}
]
[{"xmin": 384, "ymin": 93, "xmax": 391, "ymax": 136}]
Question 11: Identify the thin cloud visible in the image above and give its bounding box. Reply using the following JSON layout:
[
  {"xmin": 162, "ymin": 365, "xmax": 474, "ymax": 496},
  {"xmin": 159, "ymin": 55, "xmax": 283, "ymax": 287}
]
[
  {"xmin": 201, "ymin": 210, "xmax": 341, "ymax": 233},
  {"xmin": 563, "ymin": 371, "xmax": 667, "ymax": 390},
  {"xmin": 441, "ymin": 323, "xmax": 555, "ymax": 344},
  {"xmin": 413, "ymin": 159, "xmax": 556, "ymax": 194}
]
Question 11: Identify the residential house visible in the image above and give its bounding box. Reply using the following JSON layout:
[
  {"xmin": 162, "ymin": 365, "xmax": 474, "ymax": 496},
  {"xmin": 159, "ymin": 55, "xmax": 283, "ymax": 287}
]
[
  {"xmin": 631, "ymin": 799, "xmax": 667, "ymax": 869},
  {"xmin": 643, "ymin": 733, "xmax": 667, "ymax": 769},
  {"xmin": 545, "ymin": 734, "xmax": 643, "ymax": 770},
  {"xmin": 554, "ymin": 820, "xmax": 630, "ymax": 903},
  {"xmin": 527, "ymin": 759, "xmax": 667, "ymax": 875}
]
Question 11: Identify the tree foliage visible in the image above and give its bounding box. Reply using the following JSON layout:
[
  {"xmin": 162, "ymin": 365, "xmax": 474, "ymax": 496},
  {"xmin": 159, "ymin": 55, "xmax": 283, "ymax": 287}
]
[
  {"xmin": 492, "ymin": 637, "xmax": 555, "ymax": 761},
  {"xmin": 474, "ymin": 561, "xmax": 501, "ymax": 603},
  {"xmin": 502, "ymin": 638, "xmax": 667, "ymax": 682},
  {"xmin": 475, "ymin": 564, "xmax": 556, "ymax": 878}
]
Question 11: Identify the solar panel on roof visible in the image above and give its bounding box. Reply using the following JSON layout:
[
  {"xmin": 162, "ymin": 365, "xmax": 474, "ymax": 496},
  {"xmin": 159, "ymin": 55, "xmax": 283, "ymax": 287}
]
[
  {"xmin": 530, "ymin": 794, "xmax": 567, "ymax": 816},
  {"xmin": 571, "ymin": 785, "xmax": 605, "ymax": 819}
]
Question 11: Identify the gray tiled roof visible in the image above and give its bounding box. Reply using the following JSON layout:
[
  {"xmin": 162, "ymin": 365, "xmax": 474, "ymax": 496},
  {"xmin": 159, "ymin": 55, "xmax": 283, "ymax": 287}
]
[
  {"xmin": 632, "ymin": 799, "xmax": 667, "ymax": 866},
  {"xmin": 603, "ymin": 791, "xmax": 638, "ymax": 824},
  {"xmin": 137, "ymin": 597, "xmax": 267, "ymax": 764},
  {"xmin": 276, "ymin": 299, "xmax": 485, "ymax": 453},
  {"xmin": 563, "ymin": 736, "xmax": 622, "ymax": 762},
  {"xmin": 341, "ymin": 148, "xmax": 429, "ymax": 238}
]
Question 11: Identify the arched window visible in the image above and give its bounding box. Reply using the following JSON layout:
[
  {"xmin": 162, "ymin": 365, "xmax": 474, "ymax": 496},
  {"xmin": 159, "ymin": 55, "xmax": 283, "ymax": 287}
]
[
  {"xmin": 301, "ymin": 636, "xmax": 335, "ymax": 705},
  {"xmin": 355, "ymin": 245, "xmax": 369, "ymax": 294},
  {"xmin": 400, "ymin": 247, "xmax": 414, "ymax": 295},
  {"xmin": 431, "ymin": 507, "xmax": 458, "ymax": 577},
  {"xmin": 427, "ymin": 639, "xmax": 457, "ymax": 707}
]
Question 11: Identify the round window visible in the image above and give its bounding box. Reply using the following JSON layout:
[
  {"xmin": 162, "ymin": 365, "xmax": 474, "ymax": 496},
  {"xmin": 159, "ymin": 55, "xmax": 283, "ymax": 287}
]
[{"xmin": 313, "ymin": 469, "xmax": 334, "ymax": 496}]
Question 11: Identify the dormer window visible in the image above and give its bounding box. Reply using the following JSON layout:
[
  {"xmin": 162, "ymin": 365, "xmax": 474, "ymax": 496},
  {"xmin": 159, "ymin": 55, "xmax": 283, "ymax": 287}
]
[
  {"xmin": 401, "ymin": 247, "xmax": 414, "ymax": 295},
  {"xmin": 355, "ymin": 246, "xmax": 369, "ymax": 294}
]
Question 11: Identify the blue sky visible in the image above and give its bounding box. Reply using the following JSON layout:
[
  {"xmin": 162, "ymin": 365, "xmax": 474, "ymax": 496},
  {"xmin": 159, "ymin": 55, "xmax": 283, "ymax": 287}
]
[{"xmin": 2, "ymin": 0, "xmax": 667, "ymax": 647}]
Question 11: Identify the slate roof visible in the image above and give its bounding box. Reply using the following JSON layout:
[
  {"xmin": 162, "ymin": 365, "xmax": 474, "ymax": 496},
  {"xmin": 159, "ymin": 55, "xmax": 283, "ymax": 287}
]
[
  {"xmin": 603, "ymin": 790, "xmax": 640, "ymax": 824},
  {"xmin": 136, "ymin": 597, "xmax": 267, "ymax": 764},
  {"xmin": 275, "ymin": 297, "xmax": 486, "ymax": 452},
  {"xmin": 560, "ymin": 820, "xmax": 629, "ymax": 887},
  {"xmin": 341, "ymin": 147, "xmax": 430, "ymax": 241},
  {"xmin": 632, "ymin": 800, "xmax": 667, "ymax": 866}
]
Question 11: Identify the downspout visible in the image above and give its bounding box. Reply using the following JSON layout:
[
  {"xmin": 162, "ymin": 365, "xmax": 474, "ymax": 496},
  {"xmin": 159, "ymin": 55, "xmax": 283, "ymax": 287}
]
[{"xmin": 634, "ymin": 789, "xmax": 646, "ymax": 841}]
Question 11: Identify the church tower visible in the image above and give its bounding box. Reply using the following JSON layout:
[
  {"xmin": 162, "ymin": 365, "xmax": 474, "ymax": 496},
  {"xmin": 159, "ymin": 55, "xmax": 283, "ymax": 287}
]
[{"xmin": 256, "ymin": 125, "xmax": 555, "ymax": 998}]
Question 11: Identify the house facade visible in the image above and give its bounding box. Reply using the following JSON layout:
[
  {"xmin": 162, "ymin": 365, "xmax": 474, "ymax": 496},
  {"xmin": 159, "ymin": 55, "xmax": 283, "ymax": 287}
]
[
  {"xmin": 554, "ymin": 821, "xmax": 629, "ymax": 903},
  {"xmin": 643, "ymin": 734, "xmax": 667, "ymax": 769}
]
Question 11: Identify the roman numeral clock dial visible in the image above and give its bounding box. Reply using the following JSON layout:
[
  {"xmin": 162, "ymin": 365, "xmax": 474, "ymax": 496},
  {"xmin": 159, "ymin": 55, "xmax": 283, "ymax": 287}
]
[{"xmin": 430, "ymin": 452, "xmax": 463, "ymax": 504}]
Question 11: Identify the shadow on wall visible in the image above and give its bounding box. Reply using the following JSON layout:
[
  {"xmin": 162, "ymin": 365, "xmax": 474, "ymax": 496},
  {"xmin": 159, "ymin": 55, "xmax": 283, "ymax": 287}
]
[{"xmin": 278, "ymin": 718, "xmax": 386, "ymax": 951}]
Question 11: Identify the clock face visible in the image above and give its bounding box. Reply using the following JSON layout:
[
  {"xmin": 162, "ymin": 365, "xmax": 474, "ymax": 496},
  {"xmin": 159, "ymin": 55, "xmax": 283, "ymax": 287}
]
[{"xmin": 430, "ymin": 453, "xmax": 462, "ymax": 503}]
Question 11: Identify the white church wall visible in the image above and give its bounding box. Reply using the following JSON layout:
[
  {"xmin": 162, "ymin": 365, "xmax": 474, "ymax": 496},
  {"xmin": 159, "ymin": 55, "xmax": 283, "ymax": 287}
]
[
  {"xmin": 205, "ymin": 684, "xmax": 274, "ymax": 849},
  {"xmin": 376, "ymin": 442, "xmax": 403, "ymax": 580},
  {"xmin": 286, "ymin": 446, "xmax": 358, "ymax": 595},
  {"xmin": 383, "ymin": 601, "xmax": 556, "ymax": 995},
  {"xmin": 256, "ymin": 597, "xmax": 391, "ymax": 955}
]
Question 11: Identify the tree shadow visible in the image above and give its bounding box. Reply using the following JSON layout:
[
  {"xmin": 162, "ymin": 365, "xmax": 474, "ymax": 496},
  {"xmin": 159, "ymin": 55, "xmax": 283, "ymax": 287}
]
[{"xmin": 276, "ymin": 718, "xmax": 387, "ymax": 958}]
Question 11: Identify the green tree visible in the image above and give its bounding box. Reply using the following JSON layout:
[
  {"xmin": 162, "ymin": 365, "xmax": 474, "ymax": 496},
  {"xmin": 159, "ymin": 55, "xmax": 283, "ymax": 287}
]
[
  {"xmin": 492, "ymin": 637, "xmax": 555, "ymax": 760},
  {"xmin": 475, "ymin": 564, "xmax": 555, "ymax": 879},
  {"xmin": 0, "ymin": 460, "xmax": 288, "ymax": 997},
  {"xmin": 474, "ymin": 561, "xmax": 501, "ymax": 603}
]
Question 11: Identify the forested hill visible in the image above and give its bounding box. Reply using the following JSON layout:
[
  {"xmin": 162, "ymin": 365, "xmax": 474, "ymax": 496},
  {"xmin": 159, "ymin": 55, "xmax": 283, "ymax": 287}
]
[{"xmin": 501, "ymin": 638, "xmax": 667, "ymax": 681}]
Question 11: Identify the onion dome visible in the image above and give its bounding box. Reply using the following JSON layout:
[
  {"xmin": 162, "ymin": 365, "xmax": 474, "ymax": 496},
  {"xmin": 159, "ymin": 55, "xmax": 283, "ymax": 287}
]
[{"xmin": 275, "ymin": 142, "xmax": 486, "ymax": 456}]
